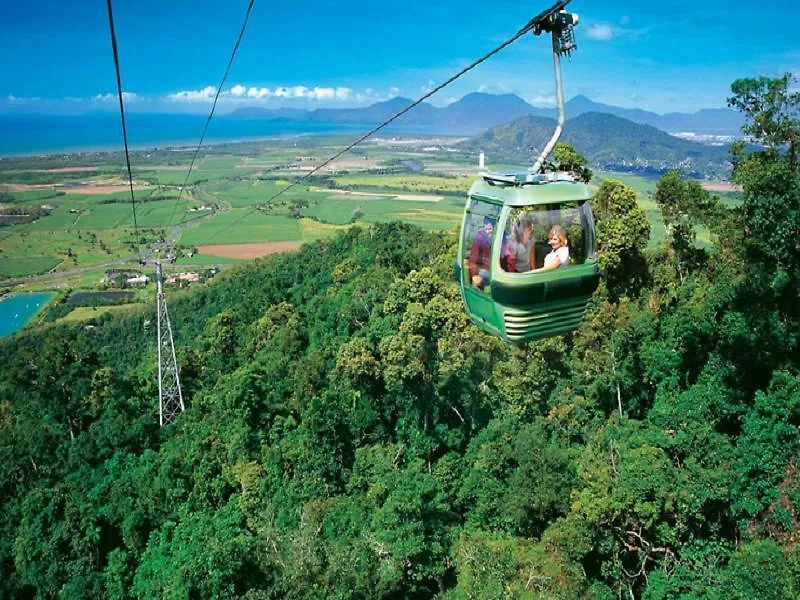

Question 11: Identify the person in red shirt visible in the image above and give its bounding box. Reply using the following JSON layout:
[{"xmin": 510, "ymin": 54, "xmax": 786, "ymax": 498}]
[{"xmin": 469, "ymin": 216, "xmax": 494, "ymax": 289}]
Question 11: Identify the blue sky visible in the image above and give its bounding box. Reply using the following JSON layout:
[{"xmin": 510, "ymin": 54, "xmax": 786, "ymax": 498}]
[{"xmin": 1, "ymin": 0, "xmax": 798, "ymax": 115}]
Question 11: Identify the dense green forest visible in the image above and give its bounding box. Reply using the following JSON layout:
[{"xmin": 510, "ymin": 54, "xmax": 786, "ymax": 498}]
[{"xmin": 1, "ymin": 77, "xmax": 799, "ymax": 599}]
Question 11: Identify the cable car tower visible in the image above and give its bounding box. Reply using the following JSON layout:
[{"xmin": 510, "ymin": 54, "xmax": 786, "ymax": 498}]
[
  {"xmin": 105, "ymin": 0, "xmax": 253, "ymax": 424},
  {"xmin": 106, "ymin": 0, "xmax": 187, "ymax": 426},
  {"xmin": 154, "ymin": 258, "xmax": 184, "ymax": 426}
]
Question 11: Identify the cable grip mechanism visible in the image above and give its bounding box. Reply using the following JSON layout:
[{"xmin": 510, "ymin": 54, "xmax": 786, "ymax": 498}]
[{"xmin": 533, "ymin": 10, "xmax": 579, "ymax": 57}]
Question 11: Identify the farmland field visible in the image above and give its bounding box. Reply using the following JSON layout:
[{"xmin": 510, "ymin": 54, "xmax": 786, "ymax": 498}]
[
  {"xmin": 0, "ymin": 257, "xmax": 62, "ymax": 278},
  {"xmin": 1, "ymin": 135, "xmax": 729, "ymax": 292}
]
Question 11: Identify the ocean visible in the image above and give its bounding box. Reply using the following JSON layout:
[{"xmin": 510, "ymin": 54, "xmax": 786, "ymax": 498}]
[{"xmin": 0, "ymin": 113, "xmax": 381, "ymax": 157}]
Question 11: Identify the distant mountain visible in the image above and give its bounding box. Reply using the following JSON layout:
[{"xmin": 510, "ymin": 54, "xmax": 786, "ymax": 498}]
[
  {"xmin": 309, "ymin": 97, "xmax": 437, "ymax": 125},
  {"xmin": 226, "ymin": 92, "xmax": 745, "ymax": 138},
  {"xmin": 432, "ymin": 93, "xmax": 539, "ymax": 130},
  {"xmin": 226, "ymin": 93, "xmax": 543, "ymax": 134},
  {"xmin": 460, "ymin": 112, "xmax": 731, "ymax": 178},
  {"xmin": 563, "ymin": 95, "xmax": 744, "ymax": 135}
]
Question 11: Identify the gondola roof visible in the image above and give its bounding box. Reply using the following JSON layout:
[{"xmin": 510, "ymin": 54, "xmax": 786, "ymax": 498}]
[{"xmin": 469, "ymin": 171, "xmax": 591, "ymax": 207}]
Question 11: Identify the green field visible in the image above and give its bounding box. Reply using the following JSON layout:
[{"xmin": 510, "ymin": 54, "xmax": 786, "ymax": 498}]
[
  {"xmin": 179, "ymin": 211, "xmax": 302, "ymax": 245},
  {"xmin": 0, "ymin": 257, "xmax": 62, "ymax": 278},
  {"xmin": 333, "ymin": 173, "xmax": 473, "ymax": 194},
  {"xmin": 55, "ymin": 302, "xmax": 145, "ymax": 324},
  {"xmin": 1, "ymin": 137, "xmax": 731, "ymax": 290}
]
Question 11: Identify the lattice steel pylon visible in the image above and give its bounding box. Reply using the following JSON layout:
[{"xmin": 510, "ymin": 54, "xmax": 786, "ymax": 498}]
[{"xmin": 155, "ymin": 261, "xmax": 184, "ymax": 426}]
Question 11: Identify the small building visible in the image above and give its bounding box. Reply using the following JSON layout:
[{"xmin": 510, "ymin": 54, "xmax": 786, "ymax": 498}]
[
  {"xmin": 165, "ymin": 272, "xmax": 199, "ymax": 285},
  {"xmin": 126, "ymin": 275, "xmax": 150, "ymax": 286}
]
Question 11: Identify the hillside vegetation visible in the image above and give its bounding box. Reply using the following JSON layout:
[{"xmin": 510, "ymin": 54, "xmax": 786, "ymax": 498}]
[
  {"xmin": 461, "ymin": 112, "xmax": 731, "ymax": 178},
  {"xmin": 1, "ymin": 76, "xmax": 799, "ymax": 598}
]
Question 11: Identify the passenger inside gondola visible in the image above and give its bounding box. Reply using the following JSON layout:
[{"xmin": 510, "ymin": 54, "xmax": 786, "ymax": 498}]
[
  {"xmin": 534, "ymin": 224, "xmax": 569, "ymax": 271},
  {"xmin": 469, "ymin": 215, "xmax": 494, "ymax": 289},
  {"xmin": 501, "ymin": 212, "xmax": 535, "ymax": 273}
]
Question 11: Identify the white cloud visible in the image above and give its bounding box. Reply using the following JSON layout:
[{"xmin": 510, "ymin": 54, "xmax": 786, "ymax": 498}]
[
  {"xmin": 227, "ymin": 84, "xmax": 351, "ymax": 101},
  {"xmin": 586, "ymin": 24, "xmax": 614, "ymax": 41},
  {"xmin": 167, "ymin": 86, "xmax": 217, "ymax": 102},
  {"xmin": 94, "ymin": 91, "xmax": 139, "ymax": 102},
  {"xmin": 247, "ymin": 87, "xmax": 269, "ymax": 99},
  {"xmin": 477, "ymin": 82, "xmax": 511, "ymax": 95},
  {"xmin": 421, "ymin": 80, "xmax": 435, "ymax": 93},
  {"xmin": 389, "ymin": 86, "xmax": 400, "ymax": 96},
  {"xmin": 527, "ymin": 93, "xmax": 556, "ymax": 106}
]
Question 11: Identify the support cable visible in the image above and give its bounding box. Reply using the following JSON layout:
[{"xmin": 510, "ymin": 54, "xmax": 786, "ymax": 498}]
[
  {"xmin": 166, "ymin": 0, "xmax": 256, "ymax": 232},
  {"xmin": 199, "ymin": 0, "xmax": 571, "ymax": 245},
  {"xmin": 106, "ymin": 0, "xmax": 143, "ymax": 262}
]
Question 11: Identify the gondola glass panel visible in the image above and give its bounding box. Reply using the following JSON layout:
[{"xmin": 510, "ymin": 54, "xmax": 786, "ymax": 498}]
[
  {"xmin": 459, "ymin": 198, "xmax": 502, "ymax": 326},
  {"xmin": 457, "ymin": 180, "xmax": 600, "ymax": 344}
]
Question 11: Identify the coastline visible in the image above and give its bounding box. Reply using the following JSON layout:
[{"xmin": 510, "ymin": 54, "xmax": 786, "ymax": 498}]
[{"xmin": 0, "ymin": 114, "xmax": 449, "ymax": 159}]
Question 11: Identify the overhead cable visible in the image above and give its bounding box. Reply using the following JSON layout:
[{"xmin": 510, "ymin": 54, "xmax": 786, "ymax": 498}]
[
  {"xmin": 166, "ymin": 0, "xmax": 257, "ymax": 231},
  {"xmin": 106, "ymin": 0, "xmax": 143, "ymax": 262},
  {"xmin": 202, "ymin": 0, "xmax": 571, "ymax": 244}
]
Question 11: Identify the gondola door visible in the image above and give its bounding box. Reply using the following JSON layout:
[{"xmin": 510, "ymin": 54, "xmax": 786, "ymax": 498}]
[{"xmin": 459, "ymin": 196, "xmax": 502, "ymax": 329}]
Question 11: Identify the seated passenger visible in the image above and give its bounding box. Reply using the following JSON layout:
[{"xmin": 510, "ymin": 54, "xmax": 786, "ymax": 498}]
[
  {"xmin": 502, "ymin": 214, "xmax": 535, "ymax": 273},
  {"xmin": 469, "ymin": 216, "xmax": 493, "ymax": 289},
  {"xmin": 534, "ymin": 225, "xmax": 569, "ymax": 272}
]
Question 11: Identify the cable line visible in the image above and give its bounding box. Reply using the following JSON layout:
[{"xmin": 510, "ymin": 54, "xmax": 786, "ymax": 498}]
[
  {"xmin": 166, "ymin": 0, "xmax": 256, "ymax": 232},
  {"xmin": 201, "ymin": 0, "xmax": 571, "ymax": 245},
  {"xmin": 106, "ymin": 0, "xmax": 143, "ymax": 263}
]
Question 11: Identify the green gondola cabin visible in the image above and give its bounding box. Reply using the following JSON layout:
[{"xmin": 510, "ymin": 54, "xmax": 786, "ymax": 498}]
[{"xmin": 456, "ymin": 170, "xmax": 599, "ymax": 343}]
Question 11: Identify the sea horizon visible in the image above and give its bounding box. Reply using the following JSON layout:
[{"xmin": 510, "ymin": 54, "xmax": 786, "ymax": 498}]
[{"xmin": 0, "ymin": 113, "xmax": 447, "ymax": 158}]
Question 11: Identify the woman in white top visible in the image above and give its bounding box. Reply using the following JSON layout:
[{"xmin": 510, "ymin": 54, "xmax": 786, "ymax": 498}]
[{"xmin": 534, "ymin": 225, "xmax": 569, "ymax": 272}]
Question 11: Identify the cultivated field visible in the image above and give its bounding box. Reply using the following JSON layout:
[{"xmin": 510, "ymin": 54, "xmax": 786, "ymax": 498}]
[{"xmin": 1, "ymin": 136, "xmax": 730, "ymax": 302}]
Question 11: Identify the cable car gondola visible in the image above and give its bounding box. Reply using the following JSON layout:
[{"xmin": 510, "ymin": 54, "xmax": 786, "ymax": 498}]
[{"xmin": 456, "ymin": 7, "xmax": 599, "ymax": 343}]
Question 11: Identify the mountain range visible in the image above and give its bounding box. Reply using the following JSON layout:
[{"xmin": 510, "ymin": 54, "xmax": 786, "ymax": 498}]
[
  {"xmin": 459, "ymin": 112, "xmax": 732, "ymax": 178},
  {"xmin": 227, "ymin": 92, "xmax": 745, "ymax": 137}
]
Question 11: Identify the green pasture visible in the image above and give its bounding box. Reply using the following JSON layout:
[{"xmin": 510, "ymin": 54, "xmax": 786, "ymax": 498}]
[
  {"xmin": 1, "ymin": 228, "xmax": 136, "ymax": 278},
  {"xmin": 332, "ymin": 173, "xmax": 473, "ymax": 194},
  {"xmin": 299, "ymin": 218, "xmax": 346, "ymax": 242},
  {"xmin": 1, "ymin": 142, "xmax": 739, "ymax": 285},
  {"xmin": 136, "ymin": 170, "xmax": 233, "ymax": 186},
  {"xmin": 173, "ymin": 254, "xmax": 247, "ymax": 266},
  {"xmin": 56, "ymin": 303, "xmax": 144, "ymax": 324},
  {"xmin": 205, "ymin": 179, "xmax": 290, "ymax": 208},
  {"xmin": 363, "ymin": 209, "xmax": 460, "ymax": 231},
  {"xmin": 305, "ymin": 198, "xmax": 380, "ymax": 225},
  {"xmin": 3, "ymin": 190, "xmax": 192, "ymax": 231},
  {"xmin": 179, "ymin": 211, "xmax": 301, "ymax": 245},
  {"xmin": 0, "ymin": 257, "xmax": 62, "ymax": 278},
  {"xmin": 1, "ymin": 189, "xmax": 66, "ymax": 204},
  {"xmin": 716, "ymin": 190, "xmax": 743, "ymax": 207},
  {"xmin": 0, "ymin": 169, "xmax": 111, "ymax": 184},
  {"xmin": 304, "ymin": 194, "xmax": 463, "ymax": 230},
  {"xmin": 203, "ymin": 179, "xmax": 333, "ymax": 215}
]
